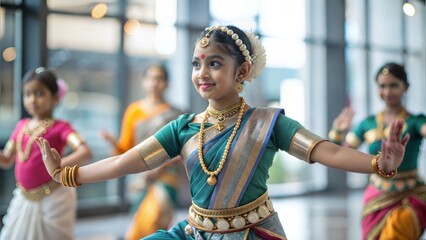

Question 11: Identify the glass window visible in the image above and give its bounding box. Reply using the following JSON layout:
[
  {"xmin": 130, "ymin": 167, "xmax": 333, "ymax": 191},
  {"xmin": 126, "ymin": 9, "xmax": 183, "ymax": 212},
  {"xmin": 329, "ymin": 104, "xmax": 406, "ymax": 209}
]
[
  {"xmin": 345, "ymin": 0, "xmax": 366, "ymax": 45},
  {"xmin": 47, "ymin": 14, "xmax": 122, "ymax": 203},
  {"xmin": 210, "ymin": 0, "xmax": 259, "ymax": 29},
  {"xmin": 0, "ymin": 6, "xmax": 22, "ymax": 212},
  {"xmin": 368, "ymin": 0, "xmax": 402, "ymax": 48},
  {"xmin": 47, "ymin": 0, "xmax": 121, "ymax": 16}
]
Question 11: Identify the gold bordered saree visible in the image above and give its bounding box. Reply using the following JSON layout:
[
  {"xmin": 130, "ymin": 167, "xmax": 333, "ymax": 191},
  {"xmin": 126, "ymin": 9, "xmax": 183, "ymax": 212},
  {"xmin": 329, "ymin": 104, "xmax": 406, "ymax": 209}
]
[{"xmin": 138, "ymin": 107, "xmax": 323, "ymax": 239}]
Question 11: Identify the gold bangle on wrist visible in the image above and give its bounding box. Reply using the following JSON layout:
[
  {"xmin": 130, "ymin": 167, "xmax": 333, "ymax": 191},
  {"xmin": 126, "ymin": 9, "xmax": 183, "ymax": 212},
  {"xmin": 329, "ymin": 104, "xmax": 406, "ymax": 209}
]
[
  {"xmin": 371, "ymin": 153, "xmax": 397, "ymax": 178},
  {"xmin": 328, "ymin": 129, "xmax": 345, "ymax": 142},
  {"xmin": 51, "ymin": 168, "xmax": 63, "ymax": 181},
  {"xmin": 60, "ymin": 165, "xmax": 81, "ymax": 187}
]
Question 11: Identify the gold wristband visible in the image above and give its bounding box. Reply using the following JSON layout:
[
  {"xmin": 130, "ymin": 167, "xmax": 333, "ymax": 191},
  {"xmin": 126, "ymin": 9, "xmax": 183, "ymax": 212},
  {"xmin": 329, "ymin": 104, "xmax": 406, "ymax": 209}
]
[{"xmin": 371, "ymin": 153, "xmax": 397, "ymax": 178}]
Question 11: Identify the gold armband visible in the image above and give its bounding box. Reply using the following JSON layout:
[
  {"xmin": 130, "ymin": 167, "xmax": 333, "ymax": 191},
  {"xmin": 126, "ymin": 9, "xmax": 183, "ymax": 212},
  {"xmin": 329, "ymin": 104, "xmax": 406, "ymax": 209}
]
[
  {"xmin": 136, "ymin": 136, "xmax": 171, "ymax": 170},
  {"xmin": 328, "ymin": 129, "xmax": 345, "ymax": 142},
  {"xmin": 4, "ymin": 140, "xmax": 16, "ymax": 153},
  {"xmin": 345, "ymin": 132, "xmax": 362, "ymax": 148},
  {"xmin": 371, "ymin": 153, "xmax": 397, "ymax": 178},
  {"xmin": 289, "ymin": 128, "xmax": 328, "ymax": 164},
  {"xmin": 67, "ymin": 132, "xmax": 85, "ymax": 151}
]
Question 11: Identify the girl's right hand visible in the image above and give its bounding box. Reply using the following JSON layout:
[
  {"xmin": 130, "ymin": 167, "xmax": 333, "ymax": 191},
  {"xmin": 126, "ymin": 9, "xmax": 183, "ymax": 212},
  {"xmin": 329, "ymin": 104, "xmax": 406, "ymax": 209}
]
[
  {"xmin": 36, "ymin": 137, "xmax": 62, "ymax": 179},
  {"xmin": 99, "ymin": 129, "xmax": 117, "ymax": 146},
  {"xmin": 332, "ymin": 107, "xmax": 355, "ymax": 132}
]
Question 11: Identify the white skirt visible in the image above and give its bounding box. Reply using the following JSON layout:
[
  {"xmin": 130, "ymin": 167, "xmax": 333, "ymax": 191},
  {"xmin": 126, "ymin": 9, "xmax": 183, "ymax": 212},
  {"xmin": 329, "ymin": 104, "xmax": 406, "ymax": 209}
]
[{"xmin": 0, "ymin": 186, "xmax": 76, "ymax": 240}]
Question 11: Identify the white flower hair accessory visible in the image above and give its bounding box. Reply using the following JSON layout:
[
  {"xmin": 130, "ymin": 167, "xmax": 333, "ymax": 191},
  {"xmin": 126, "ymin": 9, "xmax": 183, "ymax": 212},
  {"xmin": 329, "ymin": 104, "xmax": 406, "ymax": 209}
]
[{"xmin": 244, "ymin": 31, "xmax": 266, "ymax": 82}]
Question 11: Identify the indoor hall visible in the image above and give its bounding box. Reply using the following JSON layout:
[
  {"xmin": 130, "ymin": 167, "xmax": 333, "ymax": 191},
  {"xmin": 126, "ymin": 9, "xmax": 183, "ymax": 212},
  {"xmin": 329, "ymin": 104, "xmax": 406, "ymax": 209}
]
[{"xmin": 1, "ymin": 0, "xmax": 425, "ymax": 239}]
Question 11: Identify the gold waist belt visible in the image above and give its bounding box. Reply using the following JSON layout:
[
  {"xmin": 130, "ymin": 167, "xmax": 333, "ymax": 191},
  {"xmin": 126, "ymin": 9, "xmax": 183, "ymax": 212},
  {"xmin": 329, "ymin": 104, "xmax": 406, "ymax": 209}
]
[
  {"xmin": 187, "ymin": 191, "xmax": 274, "ymax": 233},
  {"xmin": 18, "ymin": 180, "xmax": 61, "ymax": 201},
  {"xmin": 370, "ymin": 169, "xmax": 424, "ymax": 192}
]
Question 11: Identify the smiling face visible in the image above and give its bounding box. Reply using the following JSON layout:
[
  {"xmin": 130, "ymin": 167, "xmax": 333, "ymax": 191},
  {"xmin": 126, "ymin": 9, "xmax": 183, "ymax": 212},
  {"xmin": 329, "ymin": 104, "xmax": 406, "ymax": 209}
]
[
  {"xmin": 376, "ymin": 73, "xmax": 408, "ymax": 107},
  {"xmin": 192, "ymin": 42, "xmax": 247, "ymax": 104},
  {"xmin": 23, "ymin": 79, "xmax": 58, "ymax": 119}
]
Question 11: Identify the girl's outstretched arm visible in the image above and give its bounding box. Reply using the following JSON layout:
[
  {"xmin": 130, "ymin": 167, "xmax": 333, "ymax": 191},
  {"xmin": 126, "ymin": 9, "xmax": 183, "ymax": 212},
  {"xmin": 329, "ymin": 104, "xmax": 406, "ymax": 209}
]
[
  {"xmin": 36, "ymin": 137, "xmax": 150, "ymax": 184},
  {"xmin": 312, "ymin": 120, "xmax": 409, "ymax": 174}
]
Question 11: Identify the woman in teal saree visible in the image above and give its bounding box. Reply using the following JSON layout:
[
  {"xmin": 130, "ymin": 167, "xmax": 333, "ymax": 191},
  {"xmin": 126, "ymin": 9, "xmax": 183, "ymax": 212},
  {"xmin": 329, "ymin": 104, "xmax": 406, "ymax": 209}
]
[{"xmin": 37, "ymin": 25, "xmax": 408, "ymax": 240}]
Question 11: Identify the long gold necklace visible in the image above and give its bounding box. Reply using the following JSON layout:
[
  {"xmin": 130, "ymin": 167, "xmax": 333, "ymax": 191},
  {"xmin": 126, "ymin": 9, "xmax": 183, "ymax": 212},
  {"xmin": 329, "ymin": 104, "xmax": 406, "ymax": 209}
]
[
  {"xmin": 16, "ymin": 118, "xmax": 55, "ymax": 162},
  {"xmin": 198, "ymin": 98, "xmax": 246, "ymax": 185},
  {"xmin": 207, "ymin": 98, "xmax": 242, "ymax": 131},
  {"xmin": 376, "ymin": 108, "xmax": 407, "ymax": 138}
]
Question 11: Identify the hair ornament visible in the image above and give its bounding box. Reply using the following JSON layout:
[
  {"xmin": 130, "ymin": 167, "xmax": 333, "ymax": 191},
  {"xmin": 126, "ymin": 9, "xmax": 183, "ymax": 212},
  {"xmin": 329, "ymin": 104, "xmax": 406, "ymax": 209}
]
[
  {"xmin": 382, "ymin": 66, "xmax": 389, "ymax": 75},
  {"xmin": 199, "ymin": 26, "xmax": 267, "ymax": 81},
  {"xmin": 244, "ymin": 30, "xmax": 267, "ymax": 82},
  {"xmin": 57, "ymin": 78, "xmax": 68, "ymax": 101},
  {"xmin": 35, "ymin": 67, "xmax": 45, "ymax": 74}
]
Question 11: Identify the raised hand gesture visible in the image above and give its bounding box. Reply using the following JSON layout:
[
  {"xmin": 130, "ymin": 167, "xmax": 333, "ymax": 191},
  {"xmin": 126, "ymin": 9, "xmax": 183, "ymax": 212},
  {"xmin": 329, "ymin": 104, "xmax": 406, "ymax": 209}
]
[
  {"xmin": 36, "ymin": 137, "xmax": 62, "ymax": 181},
  {"xmin": 332, "ymin": 107, "xmax": 355, "ymax": 132},
  {"xmin": 378, "ymin": 120, "xmax": 410, "ymax": 174}
]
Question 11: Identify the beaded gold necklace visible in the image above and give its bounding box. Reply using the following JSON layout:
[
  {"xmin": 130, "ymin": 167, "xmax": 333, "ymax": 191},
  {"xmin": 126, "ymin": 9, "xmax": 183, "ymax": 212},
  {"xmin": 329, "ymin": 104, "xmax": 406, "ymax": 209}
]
[
  {"xmin": 198, "ymin": 98, "xmax": 246, "ymax": 185},
  {"xmin": 376, "ymin": 108, "xmax": 407, "ymax": 138},
  {"xmin": 16, "ymin": 118, "xmax": 54, "ymax": 162},
  {"xmin": 206, "ymin": 99, "xmax": 242, "ymax": 131}
]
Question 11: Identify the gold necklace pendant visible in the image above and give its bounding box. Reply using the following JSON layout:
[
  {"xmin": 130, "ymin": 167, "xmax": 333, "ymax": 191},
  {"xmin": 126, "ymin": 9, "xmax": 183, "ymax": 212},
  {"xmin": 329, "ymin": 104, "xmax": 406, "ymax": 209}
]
[
  {"xmin": 198, "ymin": 98, "xmax": 246, "ymax": 186},
  {"xmin": 215, "ymin": 122, "xmax": 225, "ymax": 131},
  {"xmin": 207, "ymin": 175, "xmax": 217, "ymax": 185}
]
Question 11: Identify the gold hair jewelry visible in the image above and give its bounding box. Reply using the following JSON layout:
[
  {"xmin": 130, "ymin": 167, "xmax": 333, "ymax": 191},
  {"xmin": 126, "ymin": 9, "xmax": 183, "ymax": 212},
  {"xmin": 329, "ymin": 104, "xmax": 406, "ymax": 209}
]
[
  {"xmin": 199, "ymin": 26, "xmax": 253, "ymax": 64},
  {"xmin": 371, "ymin": 153, "xmax": 397, "ymax": 178},
  {"xmin": 382, "ymin": 67, "xmax": 389, "ymax": 75},
  {"xmin": 16, "ymin": 119, "xmax": 55, "ymax": 162},
  {"xmin": 198, "ymin": 98, "xmax": 246, "ymax": 185},
  {"xmin": 207, "ymin": 98, "xmax": 242, "ymax": 131}
]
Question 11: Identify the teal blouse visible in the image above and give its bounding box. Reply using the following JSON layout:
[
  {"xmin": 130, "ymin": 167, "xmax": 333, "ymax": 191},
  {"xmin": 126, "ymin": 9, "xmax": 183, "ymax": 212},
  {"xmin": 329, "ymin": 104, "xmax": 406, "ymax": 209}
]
[
  {"xmin": 352, "ymin": 113, "xmax": 426, "ymax": 171},
  {"xmin": 154, "ymin": 108, "xmax": 303, "ymax": 206}
]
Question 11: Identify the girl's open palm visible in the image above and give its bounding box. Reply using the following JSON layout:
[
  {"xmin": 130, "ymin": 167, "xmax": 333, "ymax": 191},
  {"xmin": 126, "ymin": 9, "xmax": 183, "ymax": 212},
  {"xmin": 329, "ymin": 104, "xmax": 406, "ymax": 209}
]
[
  {"xmin": 36, "ymin": 137, "xmax": 62, "ymax": 178},
  {"xmin": 332, "ymin": 107, "xmax": 355, "ymax": 132},
  {"xmin": 379, "ymin": 120, "xmax": 410, "ymax": 172}
]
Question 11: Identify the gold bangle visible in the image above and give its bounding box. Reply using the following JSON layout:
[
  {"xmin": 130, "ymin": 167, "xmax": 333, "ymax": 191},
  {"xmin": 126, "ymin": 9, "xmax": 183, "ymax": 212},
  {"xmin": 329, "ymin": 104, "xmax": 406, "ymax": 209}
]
[
  {"xmin": 51, "ymin": 168, "xmax": 63, "ymax": 181},
  {"xmin": 72, "ymin": 165, "xmax": 81, "ymax": 187},
  {"xmin": 328, "ymin": 129, "xmax": 345, "ymax": 142},
  {"xmin": 371, "ymin": 153, "xmax": 397, "ymax": 178}
]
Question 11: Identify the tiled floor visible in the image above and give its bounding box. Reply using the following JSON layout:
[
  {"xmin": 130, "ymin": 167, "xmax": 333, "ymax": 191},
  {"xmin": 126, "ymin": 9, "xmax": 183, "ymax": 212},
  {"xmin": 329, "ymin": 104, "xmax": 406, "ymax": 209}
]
[{"xmin": 75, "ymin": 190, "xmax": 367, "ymax": 240}]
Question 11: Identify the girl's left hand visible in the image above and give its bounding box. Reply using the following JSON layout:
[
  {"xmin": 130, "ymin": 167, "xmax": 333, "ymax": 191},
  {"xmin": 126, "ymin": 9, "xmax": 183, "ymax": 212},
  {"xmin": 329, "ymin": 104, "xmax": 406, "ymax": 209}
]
[
  {"xmin": 379, "ymin": 120, "xmax": 410, "ymax": 172},
  {"xmin": 36, "ymin": 137, "xmax": 62, "ymax": 177}
]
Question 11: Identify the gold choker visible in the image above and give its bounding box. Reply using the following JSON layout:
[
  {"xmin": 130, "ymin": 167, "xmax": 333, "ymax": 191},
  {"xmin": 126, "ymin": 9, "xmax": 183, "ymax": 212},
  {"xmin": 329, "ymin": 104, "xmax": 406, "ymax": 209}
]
[{"xmin": 207, "ymin": 98, "xmax": 242, "ymax": 131}]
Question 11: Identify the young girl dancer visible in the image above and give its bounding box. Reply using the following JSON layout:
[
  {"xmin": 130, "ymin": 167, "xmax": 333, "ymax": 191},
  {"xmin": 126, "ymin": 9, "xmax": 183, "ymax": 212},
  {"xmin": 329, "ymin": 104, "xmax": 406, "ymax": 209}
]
[
  {"xmin": 329, "ymin": 63, "xmax": 426, "ymax": 239},
  {"xmin": 0, "ymin": 67, "xmax": 92, "ymax": 240},
  {"xmin": 38, "ymin": 26, "xmax": 408, "ymax": 239}
]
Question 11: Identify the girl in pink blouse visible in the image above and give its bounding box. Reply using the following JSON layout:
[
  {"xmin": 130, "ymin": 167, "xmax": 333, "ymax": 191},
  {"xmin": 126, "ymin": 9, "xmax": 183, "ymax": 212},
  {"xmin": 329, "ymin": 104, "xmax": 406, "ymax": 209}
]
[{"xmin": 0, "ymin": 67, "xmax": 92, "ymax": 240}]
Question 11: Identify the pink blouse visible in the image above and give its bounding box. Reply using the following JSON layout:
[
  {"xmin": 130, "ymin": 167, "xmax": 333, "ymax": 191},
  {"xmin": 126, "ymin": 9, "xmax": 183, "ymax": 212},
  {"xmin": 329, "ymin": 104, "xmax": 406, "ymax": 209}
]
[{"xmin": 10, "ymin": 118, "xmax": 75, "ymax": 189}]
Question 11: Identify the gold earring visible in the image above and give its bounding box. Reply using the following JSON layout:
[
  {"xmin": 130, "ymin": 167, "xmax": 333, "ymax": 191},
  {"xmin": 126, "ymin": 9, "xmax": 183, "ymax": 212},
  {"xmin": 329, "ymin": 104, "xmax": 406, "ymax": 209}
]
[{"xmin": 235, "ymin": 80, "xmax": 243, "ymax": 93}]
